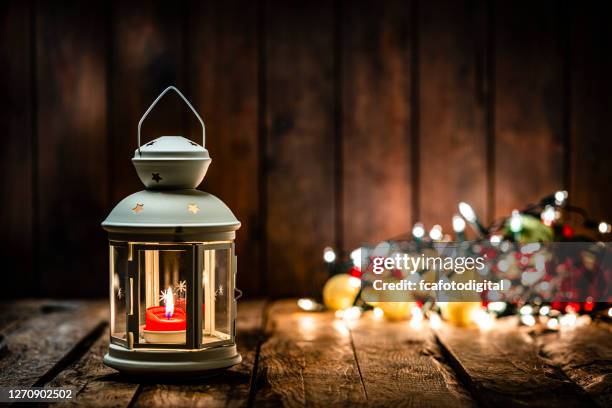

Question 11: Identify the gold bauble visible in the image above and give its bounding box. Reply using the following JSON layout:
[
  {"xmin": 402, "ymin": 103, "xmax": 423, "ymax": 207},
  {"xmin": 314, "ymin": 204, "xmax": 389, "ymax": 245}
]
[
  {"xmin": 323, "ymin": 274, "xmax": 361, "ymax": 311},
  {"xmin": 378, "ymin": 302, "xmax": 414, "ymax": 321},
  {"xmin": 439, "ymin": 302, "xmax": 481, "ymax": 326}
]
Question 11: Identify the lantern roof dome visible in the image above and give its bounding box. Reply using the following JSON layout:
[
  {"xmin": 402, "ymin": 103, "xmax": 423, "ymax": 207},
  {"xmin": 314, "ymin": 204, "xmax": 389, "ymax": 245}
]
[{"xmin": 102, "ymin": 189, "xmax": 240, "ymax": 240}]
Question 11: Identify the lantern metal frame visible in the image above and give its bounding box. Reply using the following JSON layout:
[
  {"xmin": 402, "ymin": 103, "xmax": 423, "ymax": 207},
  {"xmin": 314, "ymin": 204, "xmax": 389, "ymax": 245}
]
[{"xmin": 102, "ymin": 86, "xmax": 242, "ymax": 376}]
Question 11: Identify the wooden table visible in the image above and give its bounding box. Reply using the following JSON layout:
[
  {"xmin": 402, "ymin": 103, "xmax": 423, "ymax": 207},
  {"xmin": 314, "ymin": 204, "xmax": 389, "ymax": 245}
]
[{"xmin": 0, "ymin": 299, "xmax": 610, "ymax": 407}]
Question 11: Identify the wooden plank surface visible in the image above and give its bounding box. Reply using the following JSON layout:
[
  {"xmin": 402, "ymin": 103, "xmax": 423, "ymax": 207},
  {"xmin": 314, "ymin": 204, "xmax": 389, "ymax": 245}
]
[
  {"xmin": 36, "ymin": 0, "xmax": 108, "ymax": 297},
  {"xmin": 253, "ymin": 300, "xmax": 367, "ymax": 406},
  {"xmin": 189, "ymin": 0, "xmax": 261, "ymax": 297},
  {"xmin": 49, "ymin": 333, "xmax": 139, "ymax": 408},
  {"xmin": 538, "ymin": 322, "xmax": 612, "ymax": 407},
  {"xmin": 351, "ymin": 317, "xmax": 475, "ymax": 407},
  {"xmin": 435, "ymin": 318, "xmax": 594, "ymax": 407},
  {"xmin": 493, "ymin": 0, "xmax": 565, "ymax": 219},
  {"xmin": 264, "ymin": 0, "xmax": 336, "ymax": 296},
  {"xmin": 0, "ymin": 301, "xmax": 107, "ymax": 387},
  {"xmin": 0, "ymin": 0, "xmax": 33, "ymax": 299},
  {"xmin": 134, "ymin": 300, "xmax": 267, "ymax": 408},
  {"xmin": 419, "ymin": 0, "xmax": 488, "ymax": 231},
  {"xmin": 109, "ymin": 0, "xmax": 186, "ymax": 206},
  {"xmin": 341, "ymin": 0, "xmax": 413, "ymax": 250},
  {"xmin": 569, "ymin": 2, "xmax": 612, "ymax": 223}
]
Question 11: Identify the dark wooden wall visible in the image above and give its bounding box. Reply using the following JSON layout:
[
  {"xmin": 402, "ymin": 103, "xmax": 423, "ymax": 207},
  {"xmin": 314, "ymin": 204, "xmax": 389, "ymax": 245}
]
[{"xmin": 1, "ymin": 0, "xmax": 611, "ymax": 299}]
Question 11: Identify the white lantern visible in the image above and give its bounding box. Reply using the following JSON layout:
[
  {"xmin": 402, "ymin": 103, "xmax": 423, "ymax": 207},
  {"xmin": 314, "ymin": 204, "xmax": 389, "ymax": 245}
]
[{"xmin": 102, "ymin": 87, "xmax": 241, "ymax": 375}]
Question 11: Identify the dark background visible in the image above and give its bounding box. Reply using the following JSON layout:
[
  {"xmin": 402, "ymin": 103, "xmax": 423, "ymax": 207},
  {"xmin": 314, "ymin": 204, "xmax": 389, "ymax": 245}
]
[{"xmin": 1, "ymin": 0, "xmax": 611, "ymax": 300}]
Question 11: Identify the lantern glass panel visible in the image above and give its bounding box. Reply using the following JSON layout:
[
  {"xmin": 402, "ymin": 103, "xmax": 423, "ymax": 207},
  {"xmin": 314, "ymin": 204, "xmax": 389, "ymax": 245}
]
[
  {"xmin": 201, "ymin": 246, "xmax": 232, "ymax": 346},
  {"xmin": 136, "ymin": 246, "xmax": 193, "ymax": 347},
  {"xmin": 110, "ymin": 245, "xmax": 128, "ymax": 344}
]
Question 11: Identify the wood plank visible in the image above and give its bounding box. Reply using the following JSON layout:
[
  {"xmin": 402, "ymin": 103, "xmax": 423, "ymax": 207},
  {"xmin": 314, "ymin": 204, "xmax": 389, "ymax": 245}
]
[
  {"xmin": 569, "ymin": 2, "xmax": 612, "ymax": 223},
  {"xmin": 0, "ymin": 0, "xmax": 33, "ymax": 299},
  {"xmin": 110, "ymin": 0, "xmax": 186, "ymax": 206},
  {"xmin": 133, "ymin": 300, "xmax": 267, "ymax": 408},
  {"xmin": 419, "ymin": 0, "xmax": 488, "ymax": 232},
  {"xmin": 49, "ymin": 334, "xmax": 139, "ymax": 408},
  {"xmin": 253, "ymin": 300, "xmax": 367, "ymax": 406},
  {"xmin": 435, "ymin": 318, "xmax": 594, "ymax": 407},
  {"xmin": 351, "ymin": 317, "xmax": 475, "ymax": 407},
  {"xmin": 0, "ymin": 301, "xmax": 107, "ymax": 387},
  {"xmin": 537, "ymin": 323, "xmax": 612, "ymax": 407},
  {"xmin": 342, "ymin": 0, "xmax": 413, "ymax": 249},
  {"xmin": 493, "ymin": 0, "xmax": 565, "ymax": 219},
  {"xmin": 265, "ymin": 0, "xmax": 336, "ymax": 297},
  {"xmin": 189, "ymin": 0, "xmax": 261, "ymax": 297},
  {"xmin": 0, "ymin": 299, "xmax": 50, "ymax": 334},
  {"xmin": 36, "ymin": 0, "xmax": 108, "ymax": 297}
]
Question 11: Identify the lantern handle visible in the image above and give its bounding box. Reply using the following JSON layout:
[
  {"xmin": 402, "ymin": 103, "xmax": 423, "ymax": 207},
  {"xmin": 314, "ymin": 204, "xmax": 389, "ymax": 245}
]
[{"xmin": 137, "ymin": 86, "xmax": 206, "ymax": 155}]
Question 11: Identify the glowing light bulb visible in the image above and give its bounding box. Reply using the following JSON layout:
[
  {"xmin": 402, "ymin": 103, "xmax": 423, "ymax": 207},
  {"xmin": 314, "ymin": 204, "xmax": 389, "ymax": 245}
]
[
  {"xmin": 510, "ymin": 210, "xmax": 522, "ymax": 232},
  {"xmin": 539, "ymin": 305, "xmax": 550, "ymax": 316},
  {"xmin": 323, "ymin": 246, "xmax": 336, "ymax": 263},
  {"xmin": 554, "ymin": 190, "xmax": 568, "ymax": 205},
  {"xmin": 429, "ymin": 312, "xmax": 442, "ymax": 329},
  {"xmin": 471, "ymin": 308, "xmax": 495, "ymax": 330},
  {"xmin": 598, "ymin": 221, "xmax": 611, "ymax": 234},
  {"xmin": 412, "ymin": 222, "xmax": 425, "ymax": 239},
  {"xmin": 487, "ymin": 302, "xmax": 507, "ymax": 313},
  {"xmin": 458, "ymin": 202, "xmax": 476, "ymax": 223},
  {"xmin": 429, "ymin": 225, "xmax": 443, "ymax": 241},
  {"xmin": 298, "ymin": 298, "xmax": 322, "ymax": 312},
  {"xmin": 547, "ymin": 318, "xmax": 559, "ymax": 330},
  {"xmin": 373, "ymin": 307, "xmax": 384, "ymax": 320},
  {"xmin": 452, "ymin": 215, "xmax": 466, "ymax": 233},
  {"xmin": 541, "ymin": 205, "xmax": 556, "ymax": 226},
  {"xmin": 350, "ymin": 248, "xmax": 362, "ymax": 268},
  {"xmin": 520, "ymin": 314, "xmax": 536, "ymax": 327}
]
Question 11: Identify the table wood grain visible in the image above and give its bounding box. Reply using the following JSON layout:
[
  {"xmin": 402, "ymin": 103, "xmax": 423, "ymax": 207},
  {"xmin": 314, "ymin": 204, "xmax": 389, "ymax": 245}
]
[{"xmin": 0, "ymin": 299, "xmax": 610, "ymax": 407}]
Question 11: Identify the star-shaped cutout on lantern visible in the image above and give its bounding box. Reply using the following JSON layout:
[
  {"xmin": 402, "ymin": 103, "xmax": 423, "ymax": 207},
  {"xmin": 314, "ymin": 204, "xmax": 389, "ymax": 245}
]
[
  {"xmin": 152, "ymin": 173, "xmax": 162, "ymax": 183},
  {"xmin": 188, "ymin": 203, "xmax": 200, "ymax": 214},
  {"xmin": 132, "ymin": 203, "xmax": 144, "ymax": 213}
]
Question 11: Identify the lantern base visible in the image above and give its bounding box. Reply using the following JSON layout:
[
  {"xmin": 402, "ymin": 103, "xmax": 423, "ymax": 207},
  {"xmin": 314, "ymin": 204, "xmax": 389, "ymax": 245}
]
[{"xmin": 104, "ymin": 343, "xmax": 241, "ymax": 376}]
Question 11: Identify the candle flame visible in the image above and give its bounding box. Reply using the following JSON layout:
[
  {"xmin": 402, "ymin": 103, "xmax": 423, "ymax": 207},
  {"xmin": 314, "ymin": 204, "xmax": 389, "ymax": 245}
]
[{"xmin": 164, "ymin": 288, "xmax": 174, "ymax": 318}]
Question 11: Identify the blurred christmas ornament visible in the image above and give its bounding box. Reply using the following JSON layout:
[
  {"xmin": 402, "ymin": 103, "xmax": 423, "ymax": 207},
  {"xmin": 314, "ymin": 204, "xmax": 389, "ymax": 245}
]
[
  {"xmin": 439, "ymin": 302, "xmax": 482, "ymax": 327},
  {"xmin": 377, "ymin": 301, "xmax": 414, "ymax": 321},
  {"xmin": 323, "ymin": 274, "xmax": 361, "ymax": 311}
]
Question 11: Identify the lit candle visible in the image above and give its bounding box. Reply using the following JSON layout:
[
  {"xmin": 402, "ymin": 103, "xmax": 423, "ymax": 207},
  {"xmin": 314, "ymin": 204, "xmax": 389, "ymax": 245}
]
[{"xmin": 143, "ymin": 288, "xmax": 186, "ymax": 344}]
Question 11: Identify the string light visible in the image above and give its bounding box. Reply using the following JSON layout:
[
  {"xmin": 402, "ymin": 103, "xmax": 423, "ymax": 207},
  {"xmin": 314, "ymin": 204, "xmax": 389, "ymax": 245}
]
[
  {"xmin": 471, "ymin": 308, "xmax": 495, "ymax": 330},
  {"xmin": 429, "ymin": 225, "xmax": 443, "ymax": 241},
  {"xmin": 598, "ymin": 221, "xmax": 611, "ymax": 234},
  {"xmin": 412, "ymin": 222, "xmax": 425, "ymax": 239},
  {"xmin": 539, "ymin": 305, "xmax": 550, "ymax": 316},
  {"xmin": 458, "ymin": 202, "xmax": 476, "ymax": 223},
  {"xmin": 429, "ymin": 312, "xmax": 442, "ymax": 329},
  {"xmin": 323, "ymin": 246, "xmax": 336, "ymax": 263},
  {"xmin": 554, "ymin": 190, "xmax": 568, "ymax": 206},
  {"xmin": 297, "ymin": 298, "xmax": 323, "ymax": 312},
  {"xmin": 489, "ymin": 235, "xmax": 502, "ymax": 245},
  {"xmin": 350, "ymin": 248, "xmax": 362, "ymax": 268},
  {"xmin": 547, "ymin": 318, "xmax": 559, "ymax": 330},
  {"xmin": 409, "ymin": 306, "xmax": 423, "ymax": 328},
  {"xmin": 452, "ymin": 215, "xmax": 466, "ymax": 233},
  {"xmin": 541, "ymin": 205, "xmax": 556, "ymax": 226},
  {"xmin": 520, "ymin": 314, "xmax": 536, "ymax": 326},
  {"xmin": 373, "ymin": 307, "xmax": 384, "ymax": 320},
  {"xmin": 487, "ymin": 302, "xmax": 507, "ymax": 313},
  {"xmin": 510, "ymin": 210, "xmax": 522, "ymax": 232}
]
